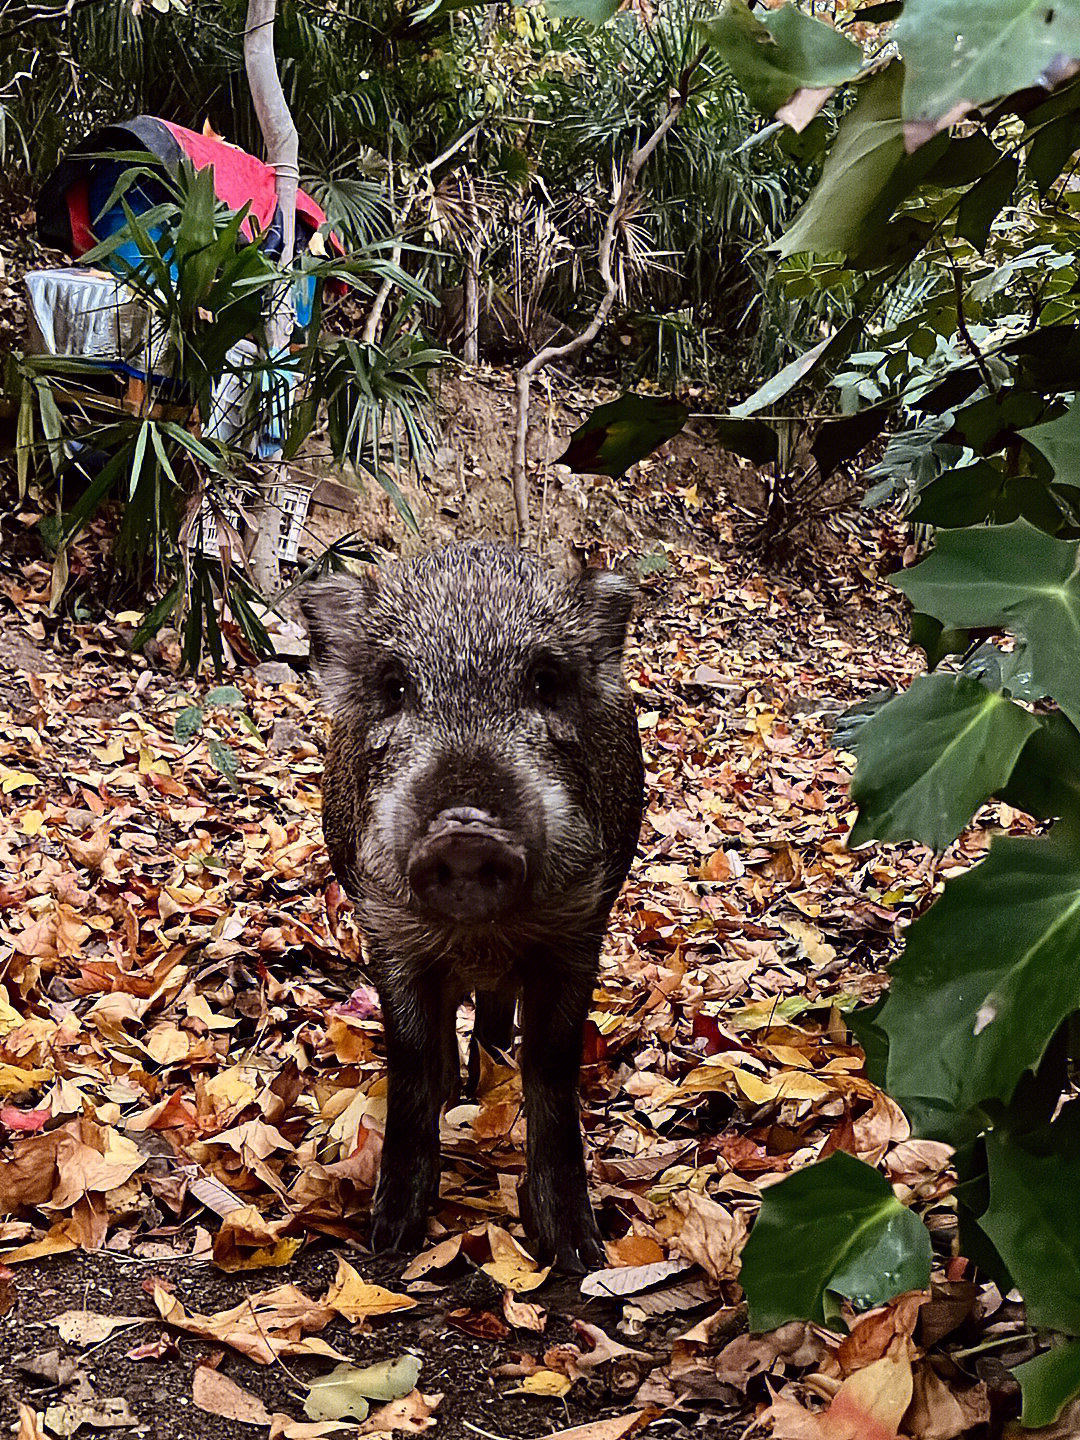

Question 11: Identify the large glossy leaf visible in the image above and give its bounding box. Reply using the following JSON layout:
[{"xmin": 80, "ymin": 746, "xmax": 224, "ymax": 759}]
[
  {"xmin": 731, "ymin": 317, "xmax": 861, "ymax": 417},
  {"xmin": 848, "ymin": 673, "xmax": 1037, "ymax": 850},
  {"xmin": 739, "ymin": 1151, "xmax": 933, "ymax": 1331},
  {"xmin": 1003, "ymin": 712, "xmax": 1080, "ymax": 822},
  {"xmin": 1021, "ymin": 393, "xmax": 1080, "ymax": 482},
  {"xmin": 895, "ymin": 0, "xmax": 1080, "ymax": 148},
  {"xmin": 955, "ymin": 155, "xmax": 1020, "ymax": 250},
  {"xmin": 557, "ymin": 394, "xmax": 689, "ymax": 477},
  {"xmin": 711, "ymin": 417, "xmax": 780, "ymax": 466},
  {"xmin": 774, "ymin": 64, "xmax": 947, "ymax": 259},
  {"xmin": 698, "ymin": 0, "xmax": 862, "ymax": 130},
  {"xmin": 909, "ymin": 462, "xmax": 1065, "ymax": 531},
  {"xmin": 543, "ymin": 0, "xmax": 620, "ymax": 22},
  {"xmin": 880, "ymin": 830, "xmax": 1080, "ymax": 1141},
  {"xmin": 895, "ymin": 520, "xmax": 1080, "ymax": 728},
  {"xmin": 812, "ymin": 405, "xmax": 890, "ymax": 480},
  {"xmin": 1013, "ymin": 1340, "xmax": 1080, "ymax": 1427},
  {"xmin": 983, "ymin": 1112, "xmax": 1080, "ymax": 1334}
]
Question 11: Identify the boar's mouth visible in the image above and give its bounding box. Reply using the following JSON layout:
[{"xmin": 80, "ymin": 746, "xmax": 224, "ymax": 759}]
[{"xmin": 406, "ymin": 808, "xmax": 529, "ymax": 924}]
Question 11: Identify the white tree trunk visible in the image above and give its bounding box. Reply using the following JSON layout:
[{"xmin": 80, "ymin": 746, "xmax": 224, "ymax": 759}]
[
  {"xmin": 463, "ymin": 250, "xmax": 480, "ymax": 366},
  {"xmin": 244, "ymin": 0, "xmax": 299, "ymax": 596}
]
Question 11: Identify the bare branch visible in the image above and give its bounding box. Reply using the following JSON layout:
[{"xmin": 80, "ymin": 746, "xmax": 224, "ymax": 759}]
[
  {"xmin": 362, "ymin": 121, "xmax": 484, "ymax": 345},
  {"xmin": 511, "ymin": 51, "xmax": 704, "ymax": 543}
]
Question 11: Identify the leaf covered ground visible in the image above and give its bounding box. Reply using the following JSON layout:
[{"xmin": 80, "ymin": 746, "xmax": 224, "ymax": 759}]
[{"xmin": 0, "ymin": 493, "xmax": 1043, "ymax": 1439}]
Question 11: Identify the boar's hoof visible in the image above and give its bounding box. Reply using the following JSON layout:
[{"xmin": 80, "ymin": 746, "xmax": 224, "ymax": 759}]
[
  {"xmin": 535, "ymin": 1205, "xmax": 607, "ymax": 1275},
  {"xmin": 369, "ymin": 1204, "xmax": 429, "ymax": 1256}
]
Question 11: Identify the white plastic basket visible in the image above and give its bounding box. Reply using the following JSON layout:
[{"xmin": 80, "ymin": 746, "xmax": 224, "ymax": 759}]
[
  {"xmin": 268, "ymin": 482, "xmax": 312, "ymax": 563},
  {"xmin": 190, "ymin": 496, "xmax": 244, "ymax": 560},
  {"xmin": 188, "ymin": 483, "xmax": 311, "ymax": 563}
]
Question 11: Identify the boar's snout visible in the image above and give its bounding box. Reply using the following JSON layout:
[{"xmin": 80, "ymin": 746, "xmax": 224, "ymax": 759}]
[{"xmin": 407, "ymin": 807, "xmax": 528, "ymax": 922}]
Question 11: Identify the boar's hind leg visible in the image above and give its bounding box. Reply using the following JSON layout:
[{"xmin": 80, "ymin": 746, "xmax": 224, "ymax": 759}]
[
  {"xmin": 467, "ymin": 987, "xmax": 517, "ymax": 1096},
  {"xmin": 370, "ymin": 971, "xmax": 457, "ymax": 1254},
  {"xmin": 520, "ymin": 963, "xmax": 605, "ymax": 1274}
]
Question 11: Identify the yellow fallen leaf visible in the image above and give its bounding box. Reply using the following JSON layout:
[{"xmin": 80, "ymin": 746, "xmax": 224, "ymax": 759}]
[
  {"xmin": 4, "ymin": 1226, "xmax": 79, "ymax": 1264},
  {"xmin": 138, "ymin": 749, "xmax": 171, "ymax": 776},
  {"xmin": 825, "ymin": 1352, "xmax": 912, "ymax": 1439},
  {"xmin": 212, "ymin": 1205, "xmax": 301, "ymax": 1273},
  {"xmin": 20, "ymin": 809, "xmax": 45, "ymax": 836},
  {"xmin": 513, "ymin": 1370, "xmax": 573, "ymax": 1398},
  {"xmin": 482, "ymin": 1226, "xmax": 550, "ymax": 1294},
  {"xmin": 0, "ymin": 768, "xmax": 38, "ymax": 793},
  {"xmin": 323, "ymin": 1259, "xmax": 417, "ymax": 1321},
  {"xmin": 0, "ymin": 1063, "xmax": 54, "ymax": 1096},
  {"xmin": 731, "ymin": 1068, "xmax": 834, "ymax": 1104},
  {"xmin": 151, "ymin": 1281, "xmax": 344, "ymax": 1366}
]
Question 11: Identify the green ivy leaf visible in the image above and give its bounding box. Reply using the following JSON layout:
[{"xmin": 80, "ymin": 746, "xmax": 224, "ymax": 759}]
[
  {"xmin": 895, "ymin": 520, "xmax": 1080, "ymax": 728},
  {"xmin": 543, "ymin": 0, "xmax": 620, "ymax": 22},
  {"xmin": 880, "ymin": 830, "xmax": 1080, "ymax": 1142},
  {"xmin": 983, "ymin": 1111, "xmax": 1080, "ymax": 1334},
  {"xmin": 697, "ymin": 0, "xmax": 862, "ymax": 127},
  {"xmin": 955, "ymin": 155, "xmax": 1020, "ymax": 251},
  {"xmin": 774, "ymin": 65, "xmax": 947, "ymax": 260},
  {"xmin": 895, "ymin": 0, "xmax": 1080, "ymax": 147},
  {"xmin": 1001, "ymin": 712, "xmax": 1080, "ymax": 823},
  {"xmin": 557, "ymin": 393, "xmax": 689, "ymax": 477},
  {"xmin": 1014, "ymin": 1340, "xmax": 1080, "ymax": 1427},
  {"xmin": 739, "ymin": 1151, "xmax": 933, "ymax": 1331},
  {"xmin": 173, "ymin": 705, "xmax": 204, "ymax": 742},
  {"xmin": 205, "ymin": 684, "xmax": 246, "ymax": 709},
  {"xmin": 1021, "ymin": 393, "xmax": 1080, "ymax": 480},
  {"xmin": 909, "ymin": 462, "xmax": 1064, "ymax": 531},
  {"xmin": 848, "ymin": 673, "xmax": 1037, "ymax": 850},
  {"xmin": 207, "ymin": 738, "xmax": 240, "ymax": 781}
]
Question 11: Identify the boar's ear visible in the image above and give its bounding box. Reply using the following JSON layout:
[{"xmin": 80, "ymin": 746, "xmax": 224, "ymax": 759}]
[
  {"xmin": 299, "ymin": 571, "xmax": 380, "ymax": 711},
  {"xmin": 573, "ymin": 567, "xmax": 636, "ymax": 662}
]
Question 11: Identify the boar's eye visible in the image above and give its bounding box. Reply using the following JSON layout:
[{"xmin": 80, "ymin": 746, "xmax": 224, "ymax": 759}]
[
  {"xmin": 378, "ymin": 660, "xmax": 410, "ymax": 715},
  {"xmin": 528, "ymin": 654, "xmax": 568, "ymax": 709}
]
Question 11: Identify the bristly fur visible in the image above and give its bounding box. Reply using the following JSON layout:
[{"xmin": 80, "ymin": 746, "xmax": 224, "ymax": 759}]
[
  {"xmin": 301, "ymin": 541, "xmax": 644, "ymax": 991},
  {"xmin": 300, "ymin": 540, "xmax": 645, "ymax": 1269}
]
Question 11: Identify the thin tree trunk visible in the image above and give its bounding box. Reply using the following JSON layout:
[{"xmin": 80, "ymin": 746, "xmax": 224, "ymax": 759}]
[
  {"xmin": 511, "ymin": 53, "xmax": 704, "ymax": 545},
  {"xmin": 463, "ymin": 249, "xmax": 480, "ymax": 366},
  {"xmin": 244, "ymin": 0, "xmax": 299, "ymax": 595}
]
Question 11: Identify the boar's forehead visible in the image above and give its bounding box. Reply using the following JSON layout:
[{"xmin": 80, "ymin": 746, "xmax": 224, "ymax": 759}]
[{"xmin": 369, "ymin": 548, "xmax": 578, "ymax": 691}]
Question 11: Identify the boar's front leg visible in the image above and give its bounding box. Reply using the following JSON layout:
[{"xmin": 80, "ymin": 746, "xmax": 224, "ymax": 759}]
[
  {"xmin": 520, "ymin": 959, "xmax": 605, "ymax": 1274},
  {"xmin": 370, "ymin": 966, "xmax": 458, "ymax": 1254}
]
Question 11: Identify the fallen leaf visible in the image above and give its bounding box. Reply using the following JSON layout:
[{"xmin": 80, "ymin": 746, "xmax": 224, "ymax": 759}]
[
  {"xmin": 533, "ymin": 1411, "xmax": 659, "ymax": 1440},
  {"xmin": 512, "ymin": 1369, "xmax": 573, "ymax": 1397},
  {"xmin": 322, "ymin": 1258, "xmax": 417, "ymax": 1321},
  {"xmin": 357, "ymin": 1390, "xmax": 442, "ymax": 1436},
  {"xmin": 192, "ymin": 1365, "xmax": 272, "ymax": 1426},
  {"xmin": 503, "ymin": 1291, "xmax": 546, "ymax": 1332},
  {"xmin": 662, "ymin": 1190, "xmax": 750, "ymax": 1282},
  {"xmin": 211, "ymin": 1205, "xmax": 302, "ymax": 1272},
  {"xmin": 304, "ymin": 1356, "xmax": 422, "ymax": 1421},
  {"xmin": 43, "ymin": 1396, "xmax": 136, "ymax": 1436},
  {"xmin": 45, "ymin": 1311, "xmax": 149, "ymax": 1346},
  {"xmin": 16, "ymin": 1404, "xmax": 49, "ymax": 1440},
  {"xmin": 150, "ymin": 1280, "xmax": 343, "ymax": 1365},
  {"xmin": 580, "ymin": 1260, "xmax": 693, "ymax": 1298}
]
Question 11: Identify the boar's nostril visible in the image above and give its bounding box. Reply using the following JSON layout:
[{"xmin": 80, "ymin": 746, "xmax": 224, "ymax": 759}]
[{"xmin": 407, "ymin": 817, "xmax": 527, "ymax": 922}]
